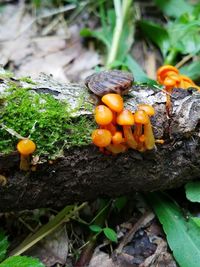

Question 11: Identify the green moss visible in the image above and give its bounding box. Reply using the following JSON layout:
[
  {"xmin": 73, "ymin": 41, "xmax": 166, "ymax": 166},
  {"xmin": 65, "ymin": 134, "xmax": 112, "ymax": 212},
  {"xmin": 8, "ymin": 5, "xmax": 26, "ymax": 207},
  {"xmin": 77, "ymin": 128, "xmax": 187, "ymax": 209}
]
[
  {"xmin": 0, "ymin": 70, "xmax": 14, "ymax": 79},
  {"xmin": 19, "ymin": 77, "xmax": 37, "ymax": 85},
  {"xmin": 0, "ymin": 85, "xmax": 95, "ymax": 157}
]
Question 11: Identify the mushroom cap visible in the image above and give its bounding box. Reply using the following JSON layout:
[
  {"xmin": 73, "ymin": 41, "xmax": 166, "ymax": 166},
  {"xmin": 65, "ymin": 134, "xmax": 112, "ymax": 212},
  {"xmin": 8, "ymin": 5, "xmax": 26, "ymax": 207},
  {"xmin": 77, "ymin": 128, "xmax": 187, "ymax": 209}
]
[
  {"xmin": 116, "ymin": 110, "xmax": 134, "ymax": 125},
  {"xmin": 102, "ymin": 123, "xmax": 117, "ymax": 135},
  {"xmin": 17, "ymin": 139, "xmax": 36, "ymax": 156},
  {"xmin": 134, "ymin": 110, "xmax": 149, "ymax": 124},
  {"xmin": 92, "ymin": 129, "xmax": 112, "ymax": 147},
  {"xmin": 95, "ymin": 105, "xmax": 113, "ymax": 125},
  {"xmin": 85, "ymin": 70, "xmax": 133, "ymax": 96},
  {"xmin": 163, "ymin": 76, "xmax": 176, "ymax": 87},
  {"xmin": 138, "ymin": 104, "xmax": 155, "ymax": 116},
  {"xmin": 112, "ymin": 131, "xmax": 124, "ymax": 145},
  {"xmin": 157, "ymin": 65, "xmax": 179, "ymax": 84},
  {"xmin": 180, "ymin": 75, "xmax": 195, "ymax": 85},
  {"xmin": 101, "ymin": 93, "xmax": 124, "ymax": 113}
]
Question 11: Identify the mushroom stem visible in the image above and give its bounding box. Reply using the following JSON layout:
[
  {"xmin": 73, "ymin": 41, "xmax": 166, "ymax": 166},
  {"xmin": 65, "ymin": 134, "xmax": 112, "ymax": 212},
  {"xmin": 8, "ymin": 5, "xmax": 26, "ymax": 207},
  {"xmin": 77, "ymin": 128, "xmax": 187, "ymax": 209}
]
[
  {"xmin": 20, "ymin": 155, "xmax": 31, "ymax": 171},
  {"xmin": 106, "ymin": 144, "xmax": 127, "ymax": 154},
  {"xmin": 165, "ymin": 87, "xmax": 173, "ymax": 114},
  {"xmin": 134, "ymin": 123, "xmax": 144, "ymax": 150},
  {"xmin": 144, "ymin": 118, "xmax": 155, "ymax": 150},
  {"xmin": 123, "ymin": 126, "xmax": 137, "ymax": 149},
  {"xmin": 134, "ymin": 123, "xmax": 142, "ymax": 142}
]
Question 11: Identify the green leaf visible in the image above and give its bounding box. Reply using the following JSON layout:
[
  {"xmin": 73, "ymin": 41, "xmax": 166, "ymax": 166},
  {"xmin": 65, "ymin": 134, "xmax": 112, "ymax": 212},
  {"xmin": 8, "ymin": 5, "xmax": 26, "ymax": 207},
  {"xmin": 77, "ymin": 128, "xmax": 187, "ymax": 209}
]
[
  {"xmin": 147, "ymin": 192, "xmax": 200, "ymax": 267},
  {"xmin": 80, "ymin": 28, "xmax": 111, "ymax": 50},
  {"xmin": 125, "ymin": 55, "xmax": 156, "ymax": 85},
  {"xmin": 0, "ymin": 256, "xmax": 44, "ymax": 267},
  {"xmin": 180, "ymin": 61, "xmax": 200, "ymax": 80},
  {"xmin": 139, "ymin": 20, "xmax": 170, "ymax": 57},
  {"xmin": 0, "ymin": 230, "xmax": 9, "ymax": 262},
  {"xmin": 191, "ymin": 217, "xmax": 200, "ymax": 228},
  {"xmin": 103, "ymin": 227, "xmax": 117, "ymax": 243},
  {"xmin": 168, "ymin": 16, "xmax": 200, "ymax": 55},
  {"xmin": 185, "ymin": 182, "xmax": 200, "ymax": 203},
  {"xmin": 114, "ymin": 196, "xmax": 127, "ymax": 212},
  {"xmin": 89, "ymin": 225, "xmax": 102, "ymax": 233},
  {"xmin": 154, "ymin": 0, "xmax": 194, "ymax": 18}
]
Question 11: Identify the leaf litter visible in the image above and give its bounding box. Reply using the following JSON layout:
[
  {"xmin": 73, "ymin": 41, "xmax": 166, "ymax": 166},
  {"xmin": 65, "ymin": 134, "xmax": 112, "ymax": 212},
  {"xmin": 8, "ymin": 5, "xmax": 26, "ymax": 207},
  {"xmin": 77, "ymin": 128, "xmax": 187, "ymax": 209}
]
[{"xmin": 0, "ymin": 2, "xmax": 100, "ymax": 83}]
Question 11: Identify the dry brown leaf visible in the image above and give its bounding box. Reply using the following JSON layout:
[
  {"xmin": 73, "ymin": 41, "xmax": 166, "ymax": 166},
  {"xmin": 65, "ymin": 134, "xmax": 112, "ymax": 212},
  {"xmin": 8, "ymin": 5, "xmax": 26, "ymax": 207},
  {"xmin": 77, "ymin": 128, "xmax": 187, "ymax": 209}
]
[{"xmin": 27, "ymin": 226, "xmax": 69, "ymax": 267}]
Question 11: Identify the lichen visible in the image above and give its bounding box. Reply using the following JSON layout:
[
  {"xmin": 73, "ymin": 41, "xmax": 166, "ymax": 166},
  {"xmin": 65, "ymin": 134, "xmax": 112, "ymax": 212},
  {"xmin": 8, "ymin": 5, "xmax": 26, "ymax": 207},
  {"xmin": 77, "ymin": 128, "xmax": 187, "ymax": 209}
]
[{"xmin": 0, "ymin": 85, "xmax": 95, "ymax": 157}]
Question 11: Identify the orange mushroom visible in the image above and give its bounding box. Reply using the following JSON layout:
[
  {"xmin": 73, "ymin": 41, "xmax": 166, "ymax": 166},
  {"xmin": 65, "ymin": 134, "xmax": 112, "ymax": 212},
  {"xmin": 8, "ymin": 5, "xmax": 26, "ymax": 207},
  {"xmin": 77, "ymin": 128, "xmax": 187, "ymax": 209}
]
[
  {"xmin": 92, "ymin": 129, "xmax": 112, "ymax": 147},
  {"xmin": 143, "ymin": 117, "xmax": 155, "ymax": 150},
  {"xmin": 157, "ymin": 65, "xmax": 179, "ymax": 84},
  {"xmin": 157, "ymin": 65, "xmax": 180, "ymax": 114},
  {"xmin": 101, "ymin": 93, "xmax": 124, "ymax": 112},
  {"xmin": 134, "ymin": 107, "xmax": 155, "ymax": 150},
  {"xmin": 134, "ymin": 110, "xmax": 149, "ymax": 150},
  {"xmin": 17, "ymin": 139, "xmax": 36, "ymax": 171},
  {"xmin": 116, "ymin": 110, "xmax": 137, "ymax": 149},
  {"xmin": 106, "ymin": 143, "xmax": 127, "ymax": 154},
  {"xmin": 101, "ymin": 123, "xmax": 117, "ymax": 135},
  {"xmin": 95, "ymin": 105, "xmax": 113, "ymax": 125},
  {"xmin": 138, "ymin": 104, "xmax": 155, "ymax": 116},
  {"xmin": 179, "ymin": 75, "xmax": 200, "ymax": 90},
  {"xmin": 157, "ymin": 64, "xmax": 200, "ymax": 113},
  {"xmin": 112, "ymin": 131, "xmax": 124, "ymax": 145}
]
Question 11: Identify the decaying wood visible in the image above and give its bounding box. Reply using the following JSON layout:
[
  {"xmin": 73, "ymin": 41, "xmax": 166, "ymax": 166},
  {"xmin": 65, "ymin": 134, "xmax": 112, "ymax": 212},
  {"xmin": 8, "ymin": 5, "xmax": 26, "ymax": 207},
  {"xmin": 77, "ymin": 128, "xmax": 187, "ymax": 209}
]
[{"xmin": 0, "ymin": 72, "xmax": 199, "ymax": 211}]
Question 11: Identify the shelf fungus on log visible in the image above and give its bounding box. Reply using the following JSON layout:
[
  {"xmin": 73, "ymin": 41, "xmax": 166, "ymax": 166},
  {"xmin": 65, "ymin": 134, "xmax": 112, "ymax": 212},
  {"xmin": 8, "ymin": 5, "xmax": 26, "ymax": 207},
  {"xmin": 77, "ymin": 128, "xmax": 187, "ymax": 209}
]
[{"xmin": 0, "ymin": 69, "xmax": 199, "ymax": 211}]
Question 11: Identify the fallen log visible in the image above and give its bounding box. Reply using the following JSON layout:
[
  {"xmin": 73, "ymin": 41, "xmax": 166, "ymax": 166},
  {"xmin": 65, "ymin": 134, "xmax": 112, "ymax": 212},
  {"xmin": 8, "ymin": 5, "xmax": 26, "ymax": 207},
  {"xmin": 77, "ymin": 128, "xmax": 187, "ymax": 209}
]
[{"xmin": 0, "ymin": 70, "xmax": 199, "ymax": 211}]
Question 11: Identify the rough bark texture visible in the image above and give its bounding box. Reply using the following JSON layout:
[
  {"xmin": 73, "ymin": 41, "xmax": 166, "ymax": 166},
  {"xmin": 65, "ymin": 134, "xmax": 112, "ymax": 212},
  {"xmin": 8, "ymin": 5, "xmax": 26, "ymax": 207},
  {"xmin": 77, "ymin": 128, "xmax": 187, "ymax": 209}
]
[{"xmin": 0, "ymin": 72, "xmax": 199, "ymax": 211}]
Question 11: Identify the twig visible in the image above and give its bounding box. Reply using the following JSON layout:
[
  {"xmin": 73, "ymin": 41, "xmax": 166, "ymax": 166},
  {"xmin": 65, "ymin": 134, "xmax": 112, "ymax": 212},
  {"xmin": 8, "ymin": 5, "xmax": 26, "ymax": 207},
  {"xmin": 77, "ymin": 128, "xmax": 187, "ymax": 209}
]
[
  {"xmin": 0, "ymin": 123, "xmax": 25, "ymax": 139},
  {"xmin": 175, "ymin": 54, "xmax": 193, "ymax": 69},
  {"xmin": 0, "ymin": 4, "xmax": 76, "ymax": 43},
  {"xmin": 116, "ymin": 211, "xmax": 155, "ymax": 254}
]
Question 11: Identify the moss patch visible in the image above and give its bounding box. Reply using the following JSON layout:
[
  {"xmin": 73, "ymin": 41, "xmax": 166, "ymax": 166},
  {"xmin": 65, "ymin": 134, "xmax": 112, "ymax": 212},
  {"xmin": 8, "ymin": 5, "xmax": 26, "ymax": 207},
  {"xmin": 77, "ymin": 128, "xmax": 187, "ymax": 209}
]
[{"xmin": 0, "ymin": 85, "xmax": 95, "ymax": 157}]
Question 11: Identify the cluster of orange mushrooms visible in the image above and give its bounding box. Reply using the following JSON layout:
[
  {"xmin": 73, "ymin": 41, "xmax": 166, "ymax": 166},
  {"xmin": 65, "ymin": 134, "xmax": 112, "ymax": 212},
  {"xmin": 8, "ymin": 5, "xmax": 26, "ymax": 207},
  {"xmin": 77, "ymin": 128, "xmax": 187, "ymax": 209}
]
[
  {"xmin": 15, "ymin": 65, "xmax": 200, "ymax": 168},
  {"xmin": 157, "ymin": 65, "xmax": 200, "ymax": 111},
  {"xmin": 91, "ymin": 93, "xmax": 156, "ymax": 154}
]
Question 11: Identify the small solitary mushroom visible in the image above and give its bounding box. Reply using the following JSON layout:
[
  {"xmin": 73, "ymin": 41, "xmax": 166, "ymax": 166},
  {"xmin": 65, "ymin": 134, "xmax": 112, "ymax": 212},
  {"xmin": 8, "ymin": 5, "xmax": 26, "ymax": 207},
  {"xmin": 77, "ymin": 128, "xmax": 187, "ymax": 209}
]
[{"xmin": 17, "ymin": 139, "xmax": 36, "ymax": 171}]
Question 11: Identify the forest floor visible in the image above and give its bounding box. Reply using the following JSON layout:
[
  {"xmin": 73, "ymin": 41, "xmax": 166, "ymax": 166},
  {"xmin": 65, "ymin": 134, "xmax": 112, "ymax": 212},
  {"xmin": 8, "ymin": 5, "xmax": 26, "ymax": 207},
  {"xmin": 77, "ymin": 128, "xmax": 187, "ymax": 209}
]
[{"xmin": 1, "ymin": 1, "xmax": 199, "ymax": 266}]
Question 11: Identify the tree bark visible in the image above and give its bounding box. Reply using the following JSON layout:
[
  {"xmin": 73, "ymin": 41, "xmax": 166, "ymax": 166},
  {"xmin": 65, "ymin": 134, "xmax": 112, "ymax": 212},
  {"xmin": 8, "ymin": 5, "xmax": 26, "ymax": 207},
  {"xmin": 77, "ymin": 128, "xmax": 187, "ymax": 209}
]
[{"xmin": 0, "ymin": 72, "xmax": 199, "ymax": 211}]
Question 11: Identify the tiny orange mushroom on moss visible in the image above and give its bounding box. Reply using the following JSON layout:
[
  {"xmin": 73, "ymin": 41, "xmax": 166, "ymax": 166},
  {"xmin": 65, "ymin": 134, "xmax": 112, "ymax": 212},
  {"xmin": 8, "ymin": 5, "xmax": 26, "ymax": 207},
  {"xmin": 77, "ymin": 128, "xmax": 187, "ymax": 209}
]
[{"xmin": 17, "ymin": 139, "xmax": 36, "ymax": 171}]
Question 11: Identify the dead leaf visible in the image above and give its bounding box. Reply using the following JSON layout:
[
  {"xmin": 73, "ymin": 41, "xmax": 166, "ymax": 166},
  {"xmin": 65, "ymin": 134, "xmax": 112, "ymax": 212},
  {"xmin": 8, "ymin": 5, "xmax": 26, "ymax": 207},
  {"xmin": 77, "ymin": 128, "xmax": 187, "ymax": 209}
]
[{"xmin": 27, "ymin": 226, "xmax": 69, "ymax": 267}]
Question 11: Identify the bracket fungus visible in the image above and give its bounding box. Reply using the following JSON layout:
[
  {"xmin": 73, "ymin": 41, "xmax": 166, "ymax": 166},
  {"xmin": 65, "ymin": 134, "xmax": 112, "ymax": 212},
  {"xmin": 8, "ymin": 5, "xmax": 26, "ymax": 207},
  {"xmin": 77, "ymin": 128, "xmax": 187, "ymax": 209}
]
[{"xmin": 17, "ymin": 139, "xmax": 36, "ymax": 171}]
